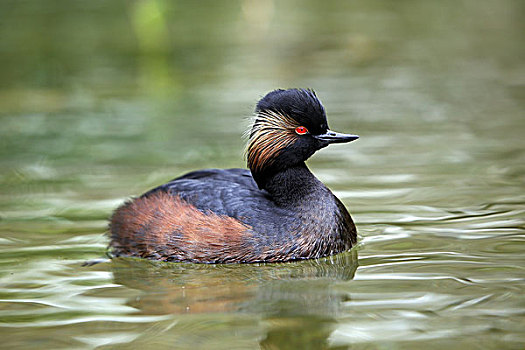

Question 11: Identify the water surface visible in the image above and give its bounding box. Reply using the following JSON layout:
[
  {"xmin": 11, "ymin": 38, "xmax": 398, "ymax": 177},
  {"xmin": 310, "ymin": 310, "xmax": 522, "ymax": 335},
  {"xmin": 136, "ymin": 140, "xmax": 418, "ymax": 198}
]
[{"xmin": 1, "ymin": 1, "xmax": 524, "ymax": 349}]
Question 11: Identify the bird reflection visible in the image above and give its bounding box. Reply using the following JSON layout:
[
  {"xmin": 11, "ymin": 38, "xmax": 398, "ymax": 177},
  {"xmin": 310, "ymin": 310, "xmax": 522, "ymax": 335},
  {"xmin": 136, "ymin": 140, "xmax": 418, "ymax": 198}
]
[
  {"xmin": 109, "ymin": 250, "xmax": 357, "ymax": 348},
  {"xmin": 111, "ymin": 250, "xmax": 357, "ymax": 314}
]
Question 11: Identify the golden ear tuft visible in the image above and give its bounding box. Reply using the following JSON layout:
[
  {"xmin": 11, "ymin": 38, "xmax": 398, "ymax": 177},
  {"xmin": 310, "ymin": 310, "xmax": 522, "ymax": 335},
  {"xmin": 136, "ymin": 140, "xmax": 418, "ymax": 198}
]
[{"xmin": 245, "ymin": 110, "xmax": 299, "ymax": 172}]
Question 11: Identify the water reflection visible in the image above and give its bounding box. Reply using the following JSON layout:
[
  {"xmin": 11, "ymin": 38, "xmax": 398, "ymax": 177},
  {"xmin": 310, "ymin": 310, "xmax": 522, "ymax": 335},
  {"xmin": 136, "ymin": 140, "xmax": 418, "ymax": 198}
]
[
  {"xmin": 106, "ymin": 252, "xmax": 357, "ymax": 348},
  {"xmin": 111, "ymin": 250, "xmax": 358, "ymax": 316}
]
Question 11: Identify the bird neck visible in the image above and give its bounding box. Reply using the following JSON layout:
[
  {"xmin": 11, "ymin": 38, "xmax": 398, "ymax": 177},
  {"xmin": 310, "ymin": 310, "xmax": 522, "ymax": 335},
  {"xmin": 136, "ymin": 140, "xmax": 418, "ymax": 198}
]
[{"xmin": 252, "ymin": 163, "xmax": 326, "ymax": 206}]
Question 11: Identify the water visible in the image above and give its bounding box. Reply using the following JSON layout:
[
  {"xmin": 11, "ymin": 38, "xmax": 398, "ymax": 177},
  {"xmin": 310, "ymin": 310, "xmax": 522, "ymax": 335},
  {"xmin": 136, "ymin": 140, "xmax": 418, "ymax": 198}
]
[{"xmin": 1, "ymin": 1, "xmax": 524, "ymax": 349}]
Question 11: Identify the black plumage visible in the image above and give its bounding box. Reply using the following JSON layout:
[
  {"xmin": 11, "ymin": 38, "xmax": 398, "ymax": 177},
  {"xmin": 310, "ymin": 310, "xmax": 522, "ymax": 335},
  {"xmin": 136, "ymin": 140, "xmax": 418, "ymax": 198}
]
[{"xmin": 109, "ymin": 88, "xmax": 359, "ymax": 263}]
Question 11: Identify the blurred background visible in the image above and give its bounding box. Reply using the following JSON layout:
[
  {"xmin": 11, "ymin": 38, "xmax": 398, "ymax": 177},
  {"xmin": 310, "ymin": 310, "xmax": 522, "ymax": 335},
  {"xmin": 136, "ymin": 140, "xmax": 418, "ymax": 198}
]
[{"xmin": 0, "ymin": 1, "xmax": 524, "ymax": 349}]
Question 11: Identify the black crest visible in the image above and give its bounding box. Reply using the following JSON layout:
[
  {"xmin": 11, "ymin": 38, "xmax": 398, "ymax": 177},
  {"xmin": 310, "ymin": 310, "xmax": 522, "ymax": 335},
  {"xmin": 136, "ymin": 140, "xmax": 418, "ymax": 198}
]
[{"xmin": 256, "ymin": 89, "xmax": 328, "ymax": 135}]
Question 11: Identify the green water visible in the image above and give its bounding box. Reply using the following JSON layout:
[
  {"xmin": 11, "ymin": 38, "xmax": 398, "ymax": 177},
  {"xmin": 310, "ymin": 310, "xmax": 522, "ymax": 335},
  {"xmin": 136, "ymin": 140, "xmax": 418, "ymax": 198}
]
[{"xmin": 1, "ymin": 1, "xmax": 524, "ymax": 349}]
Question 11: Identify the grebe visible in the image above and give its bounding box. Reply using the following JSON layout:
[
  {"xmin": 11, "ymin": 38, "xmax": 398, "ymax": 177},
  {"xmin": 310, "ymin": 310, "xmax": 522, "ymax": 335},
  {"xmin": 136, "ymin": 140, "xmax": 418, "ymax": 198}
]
[{"xmin": 109, "ymin": 89, "xmax": 359, "ymax": 263}]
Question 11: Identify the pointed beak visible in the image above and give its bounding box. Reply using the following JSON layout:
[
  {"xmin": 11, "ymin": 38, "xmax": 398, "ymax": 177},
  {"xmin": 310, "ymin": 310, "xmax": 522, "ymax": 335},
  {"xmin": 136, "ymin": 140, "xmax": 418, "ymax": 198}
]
[{"xmin": 313, "ymin": 130, "xmax": 359, "ymax": 145}]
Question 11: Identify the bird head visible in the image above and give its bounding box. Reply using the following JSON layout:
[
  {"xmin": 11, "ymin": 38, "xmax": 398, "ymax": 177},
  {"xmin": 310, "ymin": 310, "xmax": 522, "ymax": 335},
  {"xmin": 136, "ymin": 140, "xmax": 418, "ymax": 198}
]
[{"xmin": 245, "ymin": 88, "xmax": 359, "ymax": 188}]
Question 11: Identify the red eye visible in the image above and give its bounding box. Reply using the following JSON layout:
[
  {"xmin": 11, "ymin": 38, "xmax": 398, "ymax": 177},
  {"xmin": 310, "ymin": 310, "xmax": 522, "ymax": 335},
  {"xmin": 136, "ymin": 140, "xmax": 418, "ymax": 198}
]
[{"xmin": 295, "ymin": 126, "xmax": 308, "ymax": 135}]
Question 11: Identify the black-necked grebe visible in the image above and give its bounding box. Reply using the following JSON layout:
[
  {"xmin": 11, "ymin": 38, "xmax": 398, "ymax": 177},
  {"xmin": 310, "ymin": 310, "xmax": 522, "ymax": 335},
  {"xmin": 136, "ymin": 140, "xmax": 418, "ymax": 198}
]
[{"xmin": 109, "ymin": 89, "xmax": 359, "ymax": 263}]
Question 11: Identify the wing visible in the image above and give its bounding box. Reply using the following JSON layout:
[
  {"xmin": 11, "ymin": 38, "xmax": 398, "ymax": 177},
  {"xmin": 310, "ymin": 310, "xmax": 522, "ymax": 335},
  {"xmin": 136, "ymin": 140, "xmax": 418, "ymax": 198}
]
[
  {"xmin": 142, "ymin": 168, "xmax": 300, "ymax": 243},
  {"xmin": 172, "ymin": 168, "xmax": 256, "ymax": 188},
  {"xmin": 144, "ymin": 168, "xmax": 271, "ymax": 217}
]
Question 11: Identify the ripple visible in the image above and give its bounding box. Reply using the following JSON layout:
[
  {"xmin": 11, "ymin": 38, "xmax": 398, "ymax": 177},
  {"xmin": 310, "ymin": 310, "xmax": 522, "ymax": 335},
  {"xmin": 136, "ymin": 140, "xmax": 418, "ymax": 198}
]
[
  {"xmin": 337, "ymin": 188, "xmax": 412, "ymax": 199},
  {"xmin": 329, "ymin": 321, "xmax": 491, "ymax": 345},
  {"xmin": 0, "ymin": 315, "xmax": 173, "ymax": 328}
]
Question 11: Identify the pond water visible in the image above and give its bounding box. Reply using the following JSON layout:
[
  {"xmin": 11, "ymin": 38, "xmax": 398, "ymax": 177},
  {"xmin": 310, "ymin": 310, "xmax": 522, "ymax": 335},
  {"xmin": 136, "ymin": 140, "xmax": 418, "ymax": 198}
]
[{"xmin": 1, "ymin": 1, "xmax": 524, "ymax": 349}]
